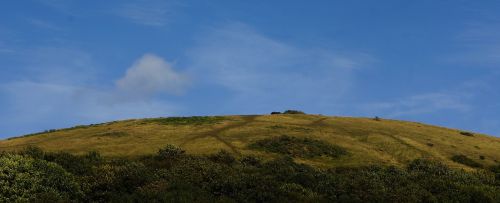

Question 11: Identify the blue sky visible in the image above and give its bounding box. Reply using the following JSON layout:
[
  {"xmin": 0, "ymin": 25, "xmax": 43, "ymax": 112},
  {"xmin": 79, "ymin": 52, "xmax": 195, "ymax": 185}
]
[{"xmin": 1, "ymin": 0, "xmax": 500, "ymax": 138}]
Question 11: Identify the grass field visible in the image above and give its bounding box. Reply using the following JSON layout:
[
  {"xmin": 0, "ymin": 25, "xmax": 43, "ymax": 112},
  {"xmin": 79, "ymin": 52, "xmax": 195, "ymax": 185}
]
[{"xmin": 1, "ymin": 114, "xmax": 499, "ymax": 169}]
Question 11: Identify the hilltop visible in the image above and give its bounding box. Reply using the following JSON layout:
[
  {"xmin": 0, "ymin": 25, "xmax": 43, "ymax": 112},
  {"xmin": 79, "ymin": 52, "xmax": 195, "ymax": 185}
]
[{"xmin": 1, "ymin": 113, "xmax": 499, "ymax": 169}]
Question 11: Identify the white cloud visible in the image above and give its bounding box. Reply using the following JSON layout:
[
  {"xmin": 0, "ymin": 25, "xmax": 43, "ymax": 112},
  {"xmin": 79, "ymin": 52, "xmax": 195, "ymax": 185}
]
[
  {"xmin": 36, "ymin": 0, "xmax": 78, "ymax": 15},
  {"xmin": 116, "ymin": 54, "xmax": 189, "ymax": 98},
  {"xmin": 448, "ymin": 21, "xmax": 500, "ymax": 66},
  {"xmin": 355, "ymin": 74, "xmax": 500, "ymax": 137},
  {"xmin": 13, "ymin": 47, "xmax": 98, "ymax": 85},
  {"xmin": 0, "ymin": 28, "xmax": 16, "ymax": 54},
  {"xmin": 363, "ymin": 92, "xmax": 471, "ymax": 118},
  {"xmin": 477, "ymin": 119, "xmax": 500, "ymax": 137},
  {"xmin": 187, "ymin": 23, "xmax": 374, "ymax": 112},
  {"xmin": 29, "ymin": 19, "xmax": 63, "ymax": 31},
  {"xmin": 0, "ymin": 51, "xmax": 185, "ymax": 137},
  {"xmin": 114, "ymin": 0, "xmax": 178, "ymax": 26},
  {"xmin": 0, "ymin": 48, "xmax": 14, "ymax": 54}
]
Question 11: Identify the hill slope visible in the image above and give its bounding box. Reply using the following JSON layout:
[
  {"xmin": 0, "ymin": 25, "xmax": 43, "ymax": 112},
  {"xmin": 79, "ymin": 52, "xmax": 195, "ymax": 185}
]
[{"xmin": 1, "ymin": 114, "xmax": 499, "ymax": 169}]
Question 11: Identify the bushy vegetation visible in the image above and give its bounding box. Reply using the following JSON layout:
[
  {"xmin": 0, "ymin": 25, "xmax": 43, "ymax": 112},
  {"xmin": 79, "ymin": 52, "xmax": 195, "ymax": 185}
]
[
  {"xmin": 460, "ymin": 131, "xmax": 474, "ymax": 137},
  {"xmin": 8, "ymin": 129, "xmax": 59, "ymax": 140},
  {"xmin": 1, "ymin": 146, "xmax": 499, "ymax": 202},
  {"xmin": 93, "ymin": 131, "xmax": 129, "ymax": 137},
  {"xmin": 283, "ymin": 110, "xmax": 306, "ymax": 114},
  {"xmin": 0, "ymin": 153, "xmax": 81, "ymax": 202},
  {"xmin": 491, "ymin": 164, "xmax": 500, "ymax": 181},
  {"xmin": 141, "ymin": 116, "xmax": 225, "ymax": 125},
  {"xmin": 451, "ymin": 154, "xmax": 483, "ymax": 168},
  {"xmin": 249, "ymin": 135, "xmax": 348, "ymax": 158},
  {"xmin": 157, "ymin": 144, "xmax": 185, "ymax": 160}
]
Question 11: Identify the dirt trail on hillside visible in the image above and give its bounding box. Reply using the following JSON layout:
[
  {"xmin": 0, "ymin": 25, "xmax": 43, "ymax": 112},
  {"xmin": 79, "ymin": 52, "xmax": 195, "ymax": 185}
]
[
  {"xmin": 308, "ymin": 117, "xmax": 329, "ymax": 127},
  {"xmin": 180, "ymin": 115, "xmax": 258, "ymax": 154}
]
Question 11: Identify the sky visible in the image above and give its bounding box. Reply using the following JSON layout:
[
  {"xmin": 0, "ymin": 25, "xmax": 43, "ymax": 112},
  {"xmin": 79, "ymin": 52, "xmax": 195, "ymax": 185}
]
[{"xmin": 1, "ymin": 0, "xmax": 500, "ymax": 138}]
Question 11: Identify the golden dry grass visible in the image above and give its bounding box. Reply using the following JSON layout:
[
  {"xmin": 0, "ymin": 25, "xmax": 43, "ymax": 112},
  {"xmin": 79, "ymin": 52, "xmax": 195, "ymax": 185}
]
[{"xmin": 1, "ymin": 114, "xmax": 499, "ymax": 169}]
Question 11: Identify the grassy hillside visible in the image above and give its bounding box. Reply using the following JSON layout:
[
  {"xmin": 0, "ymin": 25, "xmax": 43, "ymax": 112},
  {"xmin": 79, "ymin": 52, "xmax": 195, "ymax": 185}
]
[
  {"xmin": 1, "ymin": 114, "xmax": 500, "ymax": 202},
  {"xmin": 1, "ymin": 114, "xmax": 499, "ymax": 169}
]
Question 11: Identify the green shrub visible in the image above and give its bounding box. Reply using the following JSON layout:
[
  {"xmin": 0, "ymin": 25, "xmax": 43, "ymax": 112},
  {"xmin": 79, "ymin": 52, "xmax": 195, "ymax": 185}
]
[
  {"xmin": 80, "ymin": 160, "xmax": 154, "ymax": 202},
  {"xmin": 142, "ymin": 116, "xmax": 225, "ymax": 125},
  {"xmin": 249, "ymin": 135, "xmax": 348, "ymax": 158},
  {"xmin": 20, "ymin": 147, "xmax": 102, "ymax": 176},
  {"xmin": 208, "ymin": 150, "xmax": 236, "ymax": 165},
  {"xmin": 42, "ymin": 151, "xmax": 102, "ymax": 176},
  {"xmin": 279, "ymin": 183, "xmax": 320, "ymax": 201},
  {"xmin": 460, "ymin": 131, "xmax": 474, "ymax": 137},
  {"xmin": 85, "ymin": 151, "xmax": 103, "ymax": 163},
  {"xmin": 93, "ymin": 131, "xmax": 128, "ymax": 137},
  {"xmin": 10, "ymin": 129, "xmax": 59, "ymax": 140},
  {"xmin": 0, "ymin": 154, "xmax": 81, "ymax": 202},
  {"xmin": 491, "ymin": 164, "xmax": 500, "ymax": 184},
  {"xmin": 283, "ymin": 110, "xmax": 306, "ymax": 114},
  {"xmin": 157, "ymin": 144, "xmax": 185, "ymax": 160},
  {"xmin": 3, "ymin": 147, "xmax": 499, "ymax": 202},
  {"xmin": 20, "ymin": 145, "xmax": 45, "ymax": 159},
  {"xmin": 240, "ymin": 155, "xmax": 261, "ymax": 167},
  {"xmin": 451, "ymin": 155, "xmax": 482, "ymax": 168}
]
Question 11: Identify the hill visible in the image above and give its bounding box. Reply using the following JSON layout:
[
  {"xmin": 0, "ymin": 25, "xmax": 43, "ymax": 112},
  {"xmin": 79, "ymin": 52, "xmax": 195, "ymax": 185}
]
[
  {"xmin": 1, "ymin": 113, "xmax": 500, "ymax": 202},
  {"xmin": 1, "ymin": 114, "xmax": 499, "ymax": 169}
]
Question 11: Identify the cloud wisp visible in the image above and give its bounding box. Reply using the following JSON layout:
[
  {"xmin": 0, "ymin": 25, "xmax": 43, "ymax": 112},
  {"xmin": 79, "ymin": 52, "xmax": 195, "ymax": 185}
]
[
  {"xmin": 114, "ymin": 0, "xmax": 178, "ymax": 27},
  {"xmin": 29, "ymin": 19, "xmax": 63, "ymax": 31},
  {"xmin": 448, "ymin": 21, "xmax": 500, "ymax": 67},
  {"xmin": 364, "ymin": 92, "xmax": 471, "ymax": 118},
  {"xmin": 36, "ymin": 0, "xmax": 75, "ymax": 14},
  {"xmin": 187, "ymin": 23, "xmax": 374, "ymax": 112}
]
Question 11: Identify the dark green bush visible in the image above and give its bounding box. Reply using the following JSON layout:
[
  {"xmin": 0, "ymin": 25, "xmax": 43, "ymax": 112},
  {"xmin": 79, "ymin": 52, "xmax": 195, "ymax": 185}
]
[
  {"xmin": 283, "ymin": 110, "xmax": 306, "ymax": 114},
  {"xmin": 94, "ymin": 131, "xmax": 128, "ymax": 137},
  {"xmin": 0, "ymin": 154, "xmax": 82, "ymax": 202},
  {"xmin": 451, "ymin": 155, "xmax": 483, "ymax": 168},
  {"xmin": 240, "ymin": 155, "xmax": 261, "ymax": 167},
  {"xmin": 460, "ymin": 131, "xmax": 474, "ymax": 137},
  {"xmin": 20, "ymin": 145, "xmax": 45, "ymax": 159},
  {"xmin": 3, "ymin": 146, "xmax": 499, "ymax": 202},
  {"xmin": 157, "ymin": 144, "xmax": 185, "ymax": 160},
  {"xmin": 43, "ymin": 151, "xmax": 102, "ymax": 176},
  {"xmin": 142, "ymin": 116, "xmax": 225, "ymax": 125},
  {"xmin": 491, "ymin": 164, "xmax": 500, "ymax": 184},
  {"xmin": 249, "ymin": 135, "xmax": 348, "ymax": 158},
  {"xmin": 79, "ymin": 160, "xmax": 154, "ymax": 202},
  {"xmin": 208, "ymin": 150, "xmax": 236, "ymax": 165},
  {"xmin": 11, "ymin": 129, "xmax": 59, "ymax": 139}
]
